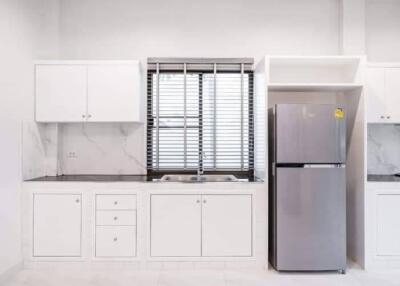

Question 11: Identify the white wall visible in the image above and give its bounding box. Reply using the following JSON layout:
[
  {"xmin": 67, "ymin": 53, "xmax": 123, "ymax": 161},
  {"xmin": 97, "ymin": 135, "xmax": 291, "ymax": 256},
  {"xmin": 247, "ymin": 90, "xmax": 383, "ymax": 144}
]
[
  {"xmin": 0, "ymin": 0, "xmax": 58, "ymax": 276},
  {"xmin": 58, "ymin": 0, "xmax": 341, "ymax": 61},
  {"xmin": 340, "ymin": 0, "xmax": 366, "ymax": 55},
  {"xmin": 367, "ymin": 0, "xmax": 400, "ymax": 62}
]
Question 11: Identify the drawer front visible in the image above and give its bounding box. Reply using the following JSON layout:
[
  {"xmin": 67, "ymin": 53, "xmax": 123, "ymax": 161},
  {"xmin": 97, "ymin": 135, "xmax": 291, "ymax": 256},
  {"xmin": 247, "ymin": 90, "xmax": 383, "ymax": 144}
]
[
  {"xmin": 96, "ymin": 210, "xmax": 136, "ymax": 226},
  {"xmin": 96, "ymin": 195, "xmax": 136, "ymax": 210},
  {"xmin": 95, "ymin": 226, "xmax": 136, "ymax": 257}
]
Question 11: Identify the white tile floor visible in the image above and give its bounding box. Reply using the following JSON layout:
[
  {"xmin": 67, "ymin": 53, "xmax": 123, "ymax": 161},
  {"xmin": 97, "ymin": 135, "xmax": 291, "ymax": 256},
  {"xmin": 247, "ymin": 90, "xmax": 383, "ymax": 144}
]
[{"xmin": 3, "ymin": 266, "xmax": 400, "ymax": 286}]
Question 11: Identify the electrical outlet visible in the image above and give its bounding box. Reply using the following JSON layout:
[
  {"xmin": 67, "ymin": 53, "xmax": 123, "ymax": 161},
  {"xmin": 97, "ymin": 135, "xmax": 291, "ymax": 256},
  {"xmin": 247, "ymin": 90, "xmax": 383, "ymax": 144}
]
[{"xmin": 67, "ymin": 151, "xmax": 77, "ymax": 159}]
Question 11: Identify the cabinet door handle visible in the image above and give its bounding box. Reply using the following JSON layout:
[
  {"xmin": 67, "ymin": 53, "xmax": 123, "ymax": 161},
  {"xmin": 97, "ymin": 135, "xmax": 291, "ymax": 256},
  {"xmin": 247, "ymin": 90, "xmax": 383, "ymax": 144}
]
[
  {"xmin": 113, "ymin": 216, "xmax": 118, "ymax": 220},
  {"xmin": 114, "ymin": 201, "xmax": 118, "ymax": 205},
  {"xmin": 88, "ymin": 114, "xmax": 92, "ymax": 118},
  {"xmin": 82, "ymin": 114, "xmax": 86, "ymax": 118},
  {"xmin": 203, "ymin": 200, "xmax": 207, "ymax": 203},
  {"xmin": 75, "ymin": 199, "xmax": 80, "ymax": 203},
  {"xmin": 387, "ymin": 116, "xmax": 391, "ymax": 119},
  {"xmin": 113, "ymin": 237, "xmax": 118, "ymax": 242},
  {"xmin": 196, "ymin": 200, "xmax": 200, "ymax": 203},
  {"xmin": 380, "ymin": 115, "xmax": 385, "ymax": 119}
]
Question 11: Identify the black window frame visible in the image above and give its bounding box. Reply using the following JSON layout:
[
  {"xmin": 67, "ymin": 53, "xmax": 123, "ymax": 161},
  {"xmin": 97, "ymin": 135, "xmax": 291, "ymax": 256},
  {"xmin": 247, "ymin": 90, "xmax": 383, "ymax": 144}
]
[{"xmin": 146, "ymin": 69, "xmax": 254, "ymax": 179}]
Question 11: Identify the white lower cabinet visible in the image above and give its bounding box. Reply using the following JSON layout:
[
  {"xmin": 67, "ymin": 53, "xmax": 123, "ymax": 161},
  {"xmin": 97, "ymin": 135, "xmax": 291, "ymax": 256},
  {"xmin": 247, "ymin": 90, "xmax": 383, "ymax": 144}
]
[
  {"xmin": 376, "ymin": 194, "xmax": 400, "ymax": 256},
  {"xmin": 366, "ymin": 186, "xmax": 400, "ymax": 269},
  {"xmin": 96, "ymin": 210, "xmax": 137, "ymax": 226},
  {"xmin": 151, "ymin": 195, "xmax": 202, "ymax": 257},
  {"xmin": 94, "ymin": 194, "xmax": 137, "ymax": 258},
  {"xmin": 150, "ymin": 194, "xmax": 253, "ymax": 257},
  {"xmin": 28, "ymin": 189, "xmax": 254, "ymax": 262},
  {"xmin": 33, "ymin": 194, "xmax": 82, "ymax": 257},
  {"xmin": 202, "ymin": 195, "xmax": 252, "ymax": 257},
  {"xmin": 95, "ymin": 226, "xmax": 136, "ymax": 257},
  {"xmin": 96, "ymin": 194, "xmax": 137, "ymax": 210}
]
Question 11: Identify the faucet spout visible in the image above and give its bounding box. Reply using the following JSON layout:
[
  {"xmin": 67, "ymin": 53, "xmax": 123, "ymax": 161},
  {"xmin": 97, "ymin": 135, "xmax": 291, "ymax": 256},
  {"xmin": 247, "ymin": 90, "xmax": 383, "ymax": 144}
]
[{"xmin": 198, "ymin": 151, "xmax": 205, "ymax": 177}]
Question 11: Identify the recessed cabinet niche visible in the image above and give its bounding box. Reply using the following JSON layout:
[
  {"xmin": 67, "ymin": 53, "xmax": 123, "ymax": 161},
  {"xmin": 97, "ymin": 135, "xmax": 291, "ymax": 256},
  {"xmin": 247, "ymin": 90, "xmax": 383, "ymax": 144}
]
[{"xmin": 35, "ymin": 61, "xmax": 142, "ymax": 123}]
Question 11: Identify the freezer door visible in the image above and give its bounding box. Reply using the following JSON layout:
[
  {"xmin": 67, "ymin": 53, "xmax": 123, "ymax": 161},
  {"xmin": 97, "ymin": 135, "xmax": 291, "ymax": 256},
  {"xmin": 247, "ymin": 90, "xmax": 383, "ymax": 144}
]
[
  {"xmin": 275, "ymin": 166, "xmax": 346, "ymax": 271},
  {"xmin": 275, "ymin": 104, "xmax": 346, "ymax": 163}
]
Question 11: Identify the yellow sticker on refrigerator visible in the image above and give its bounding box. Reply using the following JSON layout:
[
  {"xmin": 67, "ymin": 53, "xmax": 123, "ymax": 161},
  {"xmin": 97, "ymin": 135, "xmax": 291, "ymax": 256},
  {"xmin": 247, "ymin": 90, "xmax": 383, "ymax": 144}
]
[{"xmin": 335, "ymin": 108, "xmax": 344, "ymax": 119}]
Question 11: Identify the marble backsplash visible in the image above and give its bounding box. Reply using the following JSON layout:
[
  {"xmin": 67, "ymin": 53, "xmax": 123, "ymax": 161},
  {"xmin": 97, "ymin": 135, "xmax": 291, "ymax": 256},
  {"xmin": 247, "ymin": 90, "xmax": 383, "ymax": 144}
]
[
  {"xmin": 25, "ymin": 121, "xmax": 399, "ymax": 177},
  {"xmin": 59, "ymin": 123, "xmax": 146, "ymax": 175},
  {"xmin": 22, "ymin": 122, "xmax": 146, "ymax": 179},
  {"xmin": 368, "ymin": 124, "xmax": 400, "ymax": 175},
  {"xmin": 22, "ymin": 122, "xmax": 58, "ymax": 180}
]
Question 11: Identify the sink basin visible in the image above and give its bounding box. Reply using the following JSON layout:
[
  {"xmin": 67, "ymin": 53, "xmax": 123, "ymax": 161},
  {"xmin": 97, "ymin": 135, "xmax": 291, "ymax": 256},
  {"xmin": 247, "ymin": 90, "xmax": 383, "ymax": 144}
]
[{"xmin": 160, "ymin": 174, "xmax": 238, "ymax": 183}]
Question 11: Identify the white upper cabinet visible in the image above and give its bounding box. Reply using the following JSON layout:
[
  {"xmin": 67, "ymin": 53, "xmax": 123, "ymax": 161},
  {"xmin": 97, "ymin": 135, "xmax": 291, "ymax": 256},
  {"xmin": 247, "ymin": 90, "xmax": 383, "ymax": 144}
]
[
  {"xmin": 87, "ymin": 65, "xmax": 141, "ymax": 122},
  {"xmin": 366, "ymin": 68, "xmax": 386, "ymax": 123},
  {"xmin": 35, "ymin": 65, "xmax": 87, "ymax": 122},
  {"xmin": 384, "ymin": 68, "xmax": 400, "ymax": 123},
  {"xmin": 35, "ymin": 61, "xmax": 142, "ymax": 123},
  {"xmin": 367, "ymin": 66, "xmax": 400, "ymax": 123}
]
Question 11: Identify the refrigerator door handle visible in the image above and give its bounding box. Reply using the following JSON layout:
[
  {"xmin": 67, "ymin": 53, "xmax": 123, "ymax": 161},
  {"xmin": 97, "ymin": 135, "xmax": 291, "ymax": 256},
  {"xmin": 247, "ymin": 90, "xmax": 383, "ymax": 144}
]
[{"xmin": 303, "ymin": 164, "xmax": 345, "ymax": 168}]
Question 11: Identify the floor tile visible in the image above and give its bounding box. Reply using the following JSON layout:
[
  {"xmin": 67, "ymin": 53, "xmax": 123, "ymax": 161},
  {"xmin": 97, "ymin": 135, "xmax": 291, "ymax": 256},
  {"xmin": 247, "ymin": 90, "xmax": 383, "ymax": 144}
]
[
  {"xmin": 3, "ymin": 266, "xmax": 400, "ymax": 286},
  {"xmin": 158, "ymin": 270, "xmax": 225, "ymax": 286}
]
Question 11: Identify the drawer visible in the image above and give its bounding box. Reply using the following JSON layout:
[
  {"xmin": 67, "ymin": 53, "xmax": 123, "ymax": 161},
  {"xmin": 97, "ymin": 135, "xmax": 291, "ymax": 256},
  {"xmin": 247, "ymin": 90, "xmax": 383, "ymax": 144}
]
[
  {"xmin": 96, "ymin": 210, "xmax": 136, "ymax": 226},
  {"xmin": 96, "ymin": 195, "xmax": 136, "ymax": 210},
  {"xmin": 95, "ymin": 226, "xmax": 136, "ymax": 257}
]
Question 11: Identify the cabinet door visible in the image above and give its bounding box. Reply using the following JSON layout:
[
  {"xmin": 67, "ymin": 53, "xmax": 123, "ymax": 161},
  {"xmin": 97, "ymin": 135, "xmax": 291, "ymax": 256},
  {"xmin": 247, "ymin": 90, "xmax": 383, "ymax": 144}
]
[
  {"xmin": 385, "ymin": 68, "xmax": 400, "ymax": 123},
  {"xmin": 150, "ymin": 195, "xmax": 201, "ymax": 257},
  {"xmin": 376, "ymin": 194, "xmax": 400, "ymax": 256},
  {"xmin": 33, "ymin": 194, "xmax": 82, "ymax": 257},
  {"xmin": 202, "ymin": 195, "xmax": 252, "ymax": 257},
  {"xmin": 366, "ymin": 68, "xmax": 386, "ymax": 123},
  {"xmin": 87, "ymin": 64, "xmax": 141, "ymax": 122},
  {"xmin": 35, "ymin": 65, "xmax": 87, "ymax": 122}
]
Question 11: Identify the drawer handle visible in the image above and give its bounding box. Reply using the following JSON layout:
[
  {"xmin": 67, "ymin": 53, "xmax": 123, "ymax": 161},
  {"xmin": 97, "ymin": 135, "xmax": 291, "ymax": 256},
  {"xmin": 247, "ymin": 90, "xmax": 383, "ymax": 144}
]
[
  {"xmin": 203, "ymin": 200, "xmax": 207, "ymax": 203},
  {"xmin": 381, "ymin": 115, "xmax": 385, "ymax": 119},
  {"xmin": 113, "ymin": 216, "xmax": 118, "ymax": 220},
  {"xmin": 113, "ymin": 237, "xmax": 118, "ymax": 242},
  {"xmin": 75, "ymin": 199, "xmax": 80, "ymax": 203},
  {"xmin": 114, "ymin": 201, "xmax": 118, "ymax": 205},
  {"xmin": 196, "ymin": 200, "xmax": 200, "ymax": 203}
]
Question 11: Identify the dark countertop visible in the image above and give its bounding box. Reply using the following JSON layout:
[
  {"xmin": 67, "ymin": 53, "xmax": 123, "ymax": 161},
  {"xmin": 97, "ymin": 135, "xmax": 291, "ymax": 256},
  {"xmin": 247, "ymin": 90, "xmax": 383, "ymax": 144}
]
[
  {"xmin": 25, "ymin": 174, "xmax": 261, "ymax": 183},
  {"xmin": 26, "ymin": 175, "xmax": 157, "ymax": 182},
  {"xmin": 368, "ymin": 174, "xmax": 400, "ymax": 182}
]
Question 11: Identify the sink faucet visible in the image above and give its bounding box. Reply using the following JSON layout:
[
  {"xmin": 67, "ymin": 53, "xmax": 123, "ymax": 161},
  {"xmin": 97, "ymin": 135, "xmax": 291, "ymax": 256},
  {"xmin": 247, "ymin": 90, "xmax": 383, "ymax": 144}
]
[{"xmin": 197, "ymin": 151, "xmax": 206, "ymax": 177}]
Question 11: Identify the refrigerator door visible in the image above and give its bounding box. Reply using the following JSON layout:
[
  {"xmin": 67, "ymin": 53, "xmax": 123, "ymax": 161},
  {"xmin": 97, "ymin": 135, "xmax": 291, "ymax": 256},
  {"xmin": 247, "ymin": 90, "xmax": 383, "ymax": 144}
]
[
  {"xmin": 275, "ymin": 104, "xmax": 346, "ymax": 163},
  {"xmin": 274, "ymin": 166, "xmax": 346, "ymax": 271}
]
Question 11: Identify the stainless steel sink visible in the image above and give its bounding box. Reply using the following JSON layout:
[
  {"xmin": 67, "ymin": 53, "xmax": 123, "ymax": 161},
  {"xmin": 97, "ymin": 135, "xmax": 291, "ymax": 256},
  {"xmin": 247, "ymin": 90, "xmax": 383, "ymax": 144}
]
[{"xmin": 160, "ymin": 174, "xmax": 238, "ymax": 183}]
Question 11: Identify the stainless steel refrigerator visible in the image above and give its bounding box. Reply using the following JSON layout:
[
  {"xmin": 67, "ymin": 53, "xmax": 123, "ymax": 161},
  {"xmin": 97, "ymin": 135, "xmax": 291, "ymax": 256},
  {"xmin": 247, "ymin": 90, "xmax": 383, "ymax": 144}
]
[{"xmin": 269, "ymin": 104, "xmax": 346, "ymax": 273}]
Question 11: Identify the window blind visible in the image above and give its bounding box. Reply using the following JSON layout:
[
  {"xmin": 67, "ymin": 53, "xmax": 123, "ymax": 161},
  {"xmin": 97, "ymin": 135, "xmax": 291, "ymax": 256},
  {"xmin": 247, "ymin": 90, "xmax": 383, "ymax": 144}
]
[{"xmin": 147, "ymin": 58, "xmax": 254, "ymax": 176}]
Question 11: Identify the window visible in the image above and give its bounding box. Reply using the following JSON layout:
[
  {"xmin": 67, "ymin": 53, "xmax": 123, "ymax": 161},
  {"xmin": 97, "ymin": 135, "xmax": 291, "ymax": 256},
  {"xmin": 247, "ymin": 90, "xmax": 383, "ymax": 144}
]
[{"xmin": 147, "ymin": 59, "xmax": 254, "ymax": 177}]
